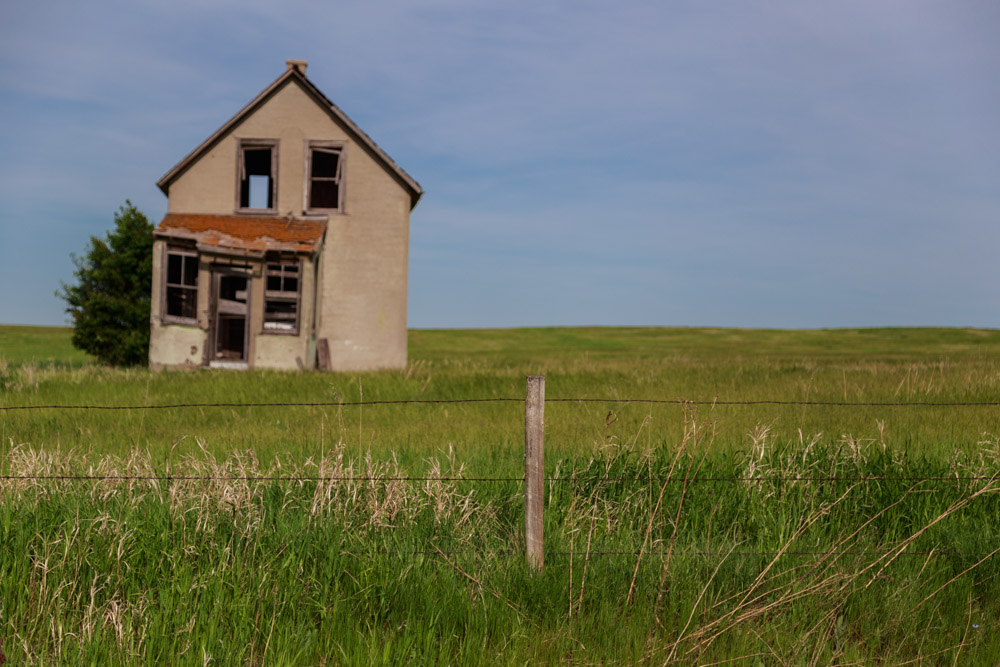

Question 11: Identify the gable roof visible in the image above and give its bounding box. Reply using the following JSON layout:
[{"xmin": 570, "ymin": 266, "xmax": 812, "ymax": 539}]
[
  {"xmin": 156, "ymin": 64, "xmax": 423, "ymax": 209},
  {"xmin": 155, "ymin": 213, "xmax": 326, "ymax": 256}
]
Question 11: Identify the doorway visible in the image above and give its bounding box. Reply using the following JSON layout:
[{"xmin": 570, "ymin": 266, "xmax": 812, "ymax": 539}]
[{"xmin": 212, "ymin": 270, "xmax": 250, "ymax": 365}]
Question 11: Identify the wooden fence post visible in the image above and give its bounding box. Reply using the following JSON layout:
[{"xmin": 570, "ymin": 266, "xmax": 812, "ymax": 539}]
[{"xmin": 525, "ymin": 375, "xmax": 545, "ymax": 572}]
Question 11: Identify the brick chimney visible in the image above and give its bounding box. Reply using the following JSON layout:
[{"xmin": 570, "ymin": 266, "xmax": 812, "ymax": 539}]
[{"xmin": 286, "ymin": 59, "xmax": 308, "ymax": 75}]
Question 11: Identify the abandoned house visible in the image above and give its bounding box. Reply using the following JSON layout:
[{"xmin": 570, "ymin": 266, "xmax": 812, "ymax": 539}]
[{"xmin": 149, "ymin": 59, "xmax": 422, "ymax": 371}]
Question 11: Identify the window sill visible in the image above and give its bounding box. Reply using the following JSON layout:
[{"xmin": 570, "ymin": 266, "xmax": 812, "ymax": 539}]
[
  {"xmin": 161, "ymin": 316, "xmax": 199, "ymax": 327},
  {"xmin": 235, "ymin": 208, "xmax": 278, "ymax": 216},
  {"xmin": 209, "ymin": 360, "xmax": 248, "ymax": 370},
  {"xmin": 261, "ymin": 328, "xmax": 300, "ymax": 336}
]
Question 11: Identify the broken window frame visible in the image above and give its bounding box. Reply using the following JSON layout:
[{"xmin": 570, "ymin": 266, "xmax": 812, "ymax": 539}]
[
  {"xmin": 262, "ymin": 258, "xmax": 301, "ymax": 335},
  {"xmin": 304, "ymin": 140, "xmax": 345, "ymax": 213},
  {"xmin": 163, "ymin": 247, "xmax": 199, "ymax": 325},
  {"xmin": 236, "ymin": 138, "xmax": 278, "ymax": 213}
]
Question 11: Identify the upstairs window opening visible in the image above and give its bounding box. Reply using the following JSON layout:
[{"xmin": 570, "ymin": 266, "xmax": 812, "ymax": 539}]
[
  {"xmin": 238, "ymin": 140, "xmax": 277, "ymax": 210},
  {"xmin": 306, "ymin": 143, "xmax": 343, "ymax": 211},
  {"xmin": 263, "ymin": 260, "xmax": 301, "ymax": 334}
]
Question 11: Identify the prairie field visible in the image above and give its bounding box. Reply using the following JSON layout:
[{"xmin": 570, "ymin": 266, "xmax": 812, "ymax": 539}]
[{"xmin": 2, "ymin": 325, "xmax": 1000, "ymax": 664}]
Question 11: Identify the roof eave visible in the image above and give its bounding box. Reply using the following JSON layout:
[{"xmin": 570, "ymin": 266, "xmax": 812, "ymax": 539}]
[{"xmin": 410, "ymin": 190, "xmax": 423, "ymax": 210}]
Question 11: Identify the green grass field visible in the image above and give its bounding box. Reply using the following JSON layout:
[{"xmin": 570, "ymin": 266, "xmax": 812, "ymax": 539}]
[
  {"xmin": 3, "ymin": 325, "xmax": 1000, "ymax": 468},
  {"xmin": 3, "ymin": 325, "xmax": 1000, "ymax": 663}
]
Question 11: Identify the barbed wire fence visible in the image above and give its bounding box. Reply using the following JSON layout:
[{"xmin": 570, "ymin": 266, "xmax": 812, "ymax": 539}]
[
  {"xmin": 3, "ymin": 398, "xmax": 1000, "ymax": 411},
  {"xmin": 2, "ymin": 375, "xmax": 999, "ymax": 566}
]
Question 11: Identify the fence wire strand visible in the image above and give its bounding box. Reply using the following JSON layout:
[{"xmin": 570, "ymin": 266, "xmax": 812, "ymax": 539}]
[
  {"xmin": 0, "ymin": 474, "xmax": 523, "ymax": 482},
  {"xmin": 3, "ymin": 397, "xmax": 1000, "ymax": 411},
  {"xmin": 345, "ymin": 549, "xmax": 986, "ymax": 559},
  {"xmin": 2, "ymin": 474, "xmax": 996, "ymax": 483}
]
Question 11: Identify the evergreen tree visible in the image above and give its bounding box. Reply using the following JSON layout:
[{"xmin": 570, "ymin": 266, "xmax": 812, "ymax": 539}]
[{"xmin": 57, "ymin": 201, "xmax": 153, "ymax": 366}]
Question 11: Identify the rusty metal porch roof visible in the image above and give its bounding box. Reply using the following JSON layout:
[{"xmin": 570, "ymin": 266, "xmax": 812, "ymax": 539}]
[{"xmin": 154, "ymin": 213, "xmax": 326, "ymax": 256}]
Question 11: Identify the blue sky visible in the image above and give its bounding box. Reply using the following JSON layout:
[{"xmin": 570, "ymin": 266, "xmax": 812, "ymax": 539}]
[{"xmin": 1, "ymin": 1, "xmax": 998, "ymax": 329}]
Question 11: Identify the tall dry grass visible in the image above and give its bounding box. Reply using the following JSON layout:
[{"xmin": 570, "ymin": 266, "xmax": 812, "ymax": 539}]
[{"xmin": 3, "ymin": 427, "xmax": 1000, "ymax": 663}]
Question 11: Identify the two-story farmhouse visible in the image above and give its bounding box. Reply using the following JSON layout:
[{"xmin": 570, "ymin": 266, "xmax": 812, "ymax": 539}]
[{"xmin": 149, "ymin": 59, "xmax": 421, "ymax": 371}]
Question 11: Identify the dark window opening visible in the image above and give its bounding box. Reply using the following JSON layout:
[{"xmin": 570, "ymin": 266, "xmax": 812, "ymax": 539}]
[
  {"xmin": 265, "ymin": 300, "xmax": 297, "ymax": 318},
  {"xmin": 219, "ymin": 276, "xmax": 248, "ymax": 303},
  {"xmin": 165, "ymin": 251, "xmax": 198, "ymax": 321},
  {"xmin": 239, "ymin": 145, "xmax": 274, "ymax": 209},
  {"xmin": 263, "ymin": 261, "xmax": 300, "ymax": 333},
  {"xmin": 307, "ymin": 146, "xmax": 342, "ymax": 210}
]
